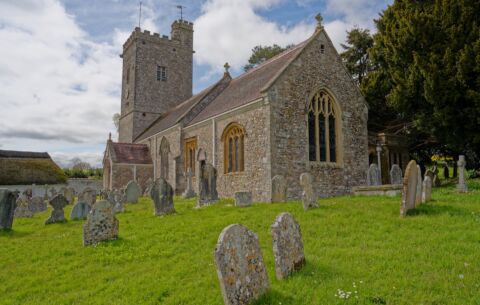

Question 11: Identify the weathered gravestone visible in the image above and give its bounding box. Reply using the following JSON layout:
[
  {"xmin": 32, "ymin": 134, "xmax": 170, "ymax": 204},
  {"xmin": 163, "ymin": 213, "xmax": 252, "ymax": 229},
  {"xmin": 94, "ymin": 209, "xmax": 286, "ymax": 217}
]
[
  {"xmin": 79, "ymin": 188, "xmax": 96, "ymax": 206},
  {"xmin": 198, "ymin": 163, "xmax": 218, "ymax": 207},
  {"xmin": 300, "ymin": 173, "xmax": 318, "ymax": 210},
  {"xmin": 367, "ymin": 163, "xmax": 381, "ymax": 186},
  {"xmin": 125, "ymin": 180, "xmax": 141, "ymax": 203},
  {"xmin": 0, "ymin": 189, "xmax": 16, "ymax": 230},
  {"xmin": 422, "ymin": 175, "xmax": 432, "ymax": 204},
  {"xmin": 64, "ymin": 187, "xmax": 75, "ymax": 204},
  {"xmin": 29, "ymin": 196, "xmax": 47, "ymax": 213},
  {"xmin": 271, "ymin": 175, "xmax": 287, "ymax": 203},
  {"xmin": 14, "ymin": 197, "xmax": 33, "ymax": 218},
  {"xmin": 45, "ymin": 194, "xmax": 68, "ymax": 224},
  {"xmin": 400, "ymin": 160, "xmax": 418, "ymax": 217},
  {"xmin": 271, "ymin": 213, "xmax": 305, "ymax": 280},
  {"xmin": 214, "ymin": 224, "xmax": 269, "ymax": 305},
  {"xmin": 432, "ymin": 165, "xmax": 441, "ymax": 187},
  {"xmin": 143, "ymin": 178, "xmax": 154, "ymax": 197},
  {"xmin": 49, "ymin": 187, "xmax": 57, "ymax": 199},
  {"xmin": 425, "ymin": 169, "xmax": 434, "ymax": 181},
  {"xmin": 151, "ymin": 179, "xmax": 175, "ymax": 216},
  {"xmin": 415, "ymin": 165, "xmax": 423, "ymax": 207},
  {"xmin": 70, "ymin": 199, "xmax": 91, "ymax": 220},
  {"xmin": 456, "ymin": 155, "xmax": 468, "ymax": 192},
  {"xmin": 234, "ymin": 192, "xmax": 252, "ymax": 207},
  {"xmin": 83, "ymin": 200, "xmax": 118, "ymax": 246},
  {"xmin": 182, "ymin": 168, "xmax": 196, "ymax": 199},
  {"xmin": 443, "ymin": 164, "xmax": 450, "ymax": 179},
  {"xmin": 390, "ymin": 164, "xmax": 403, "ymax": 185}
]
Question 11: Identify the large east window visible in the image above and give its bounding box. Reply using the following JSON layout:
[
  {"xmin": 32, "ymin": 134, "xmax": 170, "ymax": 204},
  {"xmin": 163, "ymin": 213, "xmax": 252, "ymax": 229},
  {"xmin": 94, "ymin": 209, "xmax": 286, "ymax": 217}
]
[
  {"xmin": 308, "ymin": 90, "xmax": 339, "ymax": 163},
  {"xmin": 222, "ymin": 123, "xmax": 245, "ymax": 174}
]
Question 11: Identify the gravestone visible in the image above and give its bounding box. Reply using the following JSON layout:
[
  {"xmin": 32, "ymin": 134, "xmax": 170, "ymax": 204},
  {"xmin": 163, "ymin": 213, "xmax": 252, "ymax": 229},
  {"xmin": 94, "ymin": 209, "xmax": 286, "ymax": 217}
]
[
  {"xmin": 83, "ymin": 200, "xmax": 118, "ymax": 246},
  {"xmin": 125, "ymin": 180, "xmax": 141, "ymax": 203},
  {"xmin": 182, "ymin": 168, "xmax": 196, "ymax": 198},
  {"xmin": 443, "ymin": 164, "xmax": 450, "ymax": 179},
  {"xmin": 79, "ymin": 188, "xmax": 96, "ymax": 206},
  {"xmin": 456, "ymin": 155, "xmax": 468, "ymax": 192},
  {"xmin": 144, "ymin": 178, "xmax": 154, "ymax": 197},
  {"xmin": 29, "ymin": 196, "xmax": 47, "ymax": 213},
  {"xmin": 425, "ymin": 169, "xmax": 434, "ymax": 181},
  {"xmin": 214, "ymin": 224, "xmax": 269, "ymax": 305},
  {"xmin": 390, "ymin": 164, "xmax": 403, "ymax": 185},
  {"xmin": 432, "ymin": 165, "xmax": 441, "ymax": 187},
  {"xmin": 422, "ymin": 176, "xmax": 432, "ymax": 203},
  {"xmin": 151, "ymin": 179, "xmax": 175, "ymax": 216},
  {"xmin": 70, "ymin": 200, "xmax": 91, "ymax": 220},
  {"xmin": 300, "ymin": 173, "xmax": 318, "ymax": 210},
  {"xmin": 0, "ymin": 189, "xmax": 16, "ymax": 230},
  {"xmin": 49, "ymin": 187, "xmax": 57, "ymax": 199},
  {"xmin": 64, "ymin": 187, "xmax": 75, "ymax": 204},
  {"xmin": 271, "ymin": 175, "xmax": 287, "ymax": 203},
  {"xmin": 400, "ymin": 160, "xmax": 418, "ymax": 217},
  {"xmin": 367, "ymin": 163, "xmax": 381, "ymax": 186},
  {"xmin": 415, "ymin": 165, "xmax": 423, "ymax": 207},
  {"xmin": 271, "ymin": 213, "xmax": 305, "ymax": 280},
  {"xmin": 234, "ymin": 192, "xmax": 252, "ymax": 207},
  {"xmin": 14, "ymin": 197, "xmax": 33, "ymax": 218},
  {"xmin": 197, "ymin": 163, "xmax": 218, "ymax": 207},
  {"xmin": 45, "ymin": 194, "xmax": 68, "ymax": 224}
]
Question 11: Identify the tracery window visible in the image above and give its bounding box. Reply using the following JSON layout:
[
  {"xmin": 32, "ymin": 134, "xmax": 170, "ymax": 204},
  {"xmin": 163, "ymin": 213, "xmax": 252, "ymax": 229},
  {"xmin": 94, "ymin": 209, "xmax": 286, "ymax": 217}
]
[
  {"xmin": 184, "ymin": 137, "xmax": 197, "ymax": 175},
  {"xmin": 308, "ymin": 90, "xmax": 339, "ymax": 163},
  {"xmin": 222, "ymin": 123, "xmax": 245, "ymax": 174}
]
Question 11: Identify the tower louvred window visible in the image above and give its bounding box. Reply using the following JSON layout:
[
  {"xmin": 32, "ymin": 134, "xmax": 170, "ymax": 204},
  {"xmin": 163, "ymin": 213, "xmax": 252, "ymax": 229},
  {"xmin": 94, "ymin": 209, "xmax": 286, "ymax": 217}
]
[{"xmin": 157, "ymin": 66, "xmax": 167, "ymax": 81}]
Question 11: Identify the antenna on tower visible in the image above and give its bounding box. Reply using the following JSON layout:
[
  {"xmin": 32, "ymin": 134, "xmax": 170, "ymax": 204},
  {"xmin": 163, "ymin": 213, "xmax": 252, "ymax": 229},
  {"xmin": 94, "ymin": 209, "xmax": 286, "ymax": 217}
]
[
  {"xmin": 138, "ymin": 1, "xmax": 143, "ymax": 28},
  {"xmin": 176, "ymin": 5, "xmax": 185, "ymax": 21}
]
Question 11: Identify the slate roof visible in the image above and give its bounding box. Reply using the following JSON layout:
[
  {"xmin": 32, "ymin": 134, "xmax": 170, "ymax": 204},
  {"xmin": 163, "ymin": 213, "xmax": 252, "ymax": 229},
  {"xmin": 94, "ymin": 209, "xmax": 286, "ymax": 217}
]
[
  {"xmin": 134, "ymin": 39, "xmax": 309, "ymax": 142},
  {"xmin": 110, "ymin": 142, "xmax": 152, "ymax": 165},
  {"xmin": 0, "ymin": 150, "xmax": 50, "ymax": 159}
]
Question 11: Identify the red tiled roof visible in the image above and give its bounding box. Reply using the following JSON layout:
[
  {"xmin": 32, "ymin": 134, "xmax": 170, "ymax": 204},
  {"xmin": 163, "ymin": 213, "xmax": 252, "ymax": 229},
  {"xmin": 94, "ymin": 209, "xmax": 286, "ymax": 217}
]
[{"xmin": 110, "ymin": 142, "xmax": 152, "ymax": 165}]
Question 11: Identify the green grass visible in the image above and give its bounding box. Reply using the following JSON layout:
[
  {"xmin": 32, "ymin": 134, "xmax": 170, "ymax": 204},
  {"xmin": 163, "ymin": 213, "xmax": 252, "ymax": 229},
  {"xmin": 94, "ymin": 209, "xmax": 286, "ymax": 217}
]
[{"xmin": 1, "ymin": 181, "xmax": 480, "ymax": 305}]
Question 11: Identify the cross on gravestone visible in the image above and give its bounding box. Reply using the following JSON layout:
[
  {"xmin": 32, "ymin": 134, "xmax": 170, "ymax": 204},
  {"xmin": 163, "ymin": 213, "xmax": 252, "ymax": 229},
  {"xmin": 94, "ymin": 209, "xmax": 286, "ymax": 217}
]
[
  {"xmin": 214, "ymin": 224, "xmax": 269, "ymax": 305},
  {"xmin": 182, "ymin": 168, "xmax": 196, "ymax": 199},
  {"xmin": 456, "ymin": 155, "xmax": 468, "ymax": 193},
  {"xmin": 45, "ymin": 194, "xmax": 68, "ymax": 224}
]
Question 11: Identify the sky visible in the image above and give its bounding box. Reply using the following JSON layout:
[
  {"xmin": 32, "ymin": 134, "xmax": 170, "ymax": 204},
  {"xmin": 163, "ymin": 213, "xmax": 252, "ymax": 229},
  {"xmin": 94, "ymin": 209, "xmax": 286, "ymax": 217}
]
[{"xmin": 0, "ymin": 0, "xmax": 392, "ymax": 168}]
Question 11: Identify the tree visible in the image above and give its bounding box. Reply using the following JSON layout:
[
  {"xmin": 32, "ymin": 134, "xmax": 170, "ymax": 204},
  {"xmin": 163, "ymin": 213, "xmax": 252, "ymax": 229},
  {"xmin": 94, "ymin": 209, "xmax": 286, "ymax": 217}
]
[
  {"xmin": 70, "ymin": 157, "xmax": 92, "ymax": 171},
  {"xmin": 244, "ymin": 44, "xmax": 293, "ymax": 71},
  {"xmin": 340, "ymin": 28, "xmax": 374, "ymax": 85},
  {"xmin": 366, "ymin": 0, "xmax": 480, "ymax": 166}
]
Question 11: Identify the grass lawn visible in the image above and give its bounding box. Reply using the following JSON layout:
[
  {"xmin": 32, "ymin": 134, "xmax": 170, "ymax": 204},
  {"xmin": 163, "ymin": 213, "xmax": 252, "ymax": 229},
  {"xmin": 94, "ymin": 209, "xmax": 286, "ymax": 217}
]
[{"xmin": 1, "ymin": 180, "xmax": 480, "ymax": 305}]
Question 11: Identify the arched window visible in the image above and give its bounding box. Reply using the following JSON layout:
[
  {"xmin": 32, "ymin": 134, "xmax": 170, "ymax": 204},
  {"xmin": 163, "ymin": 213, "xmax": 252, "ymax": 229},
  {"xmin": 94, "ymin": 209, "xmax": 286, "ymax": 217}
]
[
  {"xmin": 160, "ymin": 137, "xmax": 169, "ymax": 179},
  {"xmin": 222, "ymin": 123, "xmax": 245, "ymax": 174},
  {"xmin": 184, "ymin": 137, "xmax": 197, "ymax": 175},
  {"xmin": 308, "ymin": 90, "xmax": 339, "ymax": 163}
]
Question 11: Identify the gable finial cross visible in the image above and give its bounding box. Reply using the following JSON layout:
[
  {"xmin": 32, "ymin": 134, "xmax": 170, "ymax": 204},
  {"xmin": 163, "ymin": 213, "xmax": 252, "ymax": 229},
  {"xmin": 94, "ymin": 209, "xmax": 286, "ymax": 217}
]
[
  {"xmin": 315, "ymin": 13, "xmax": 323, "ymax": 30},
  {"xmin": 224, "ymin": 62, "xmax": 230, "ymax": 74}
]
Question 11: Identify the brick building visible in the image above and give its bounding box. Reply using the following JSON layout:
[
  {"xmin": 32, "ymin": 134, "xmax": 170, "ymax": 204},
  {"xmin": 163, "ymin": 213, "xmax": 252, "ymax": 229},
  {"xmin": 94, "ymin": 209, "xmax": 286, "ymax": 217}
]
[{"xmin": 103, "ymin": 16, "xmax": 369, "ymax": 200}]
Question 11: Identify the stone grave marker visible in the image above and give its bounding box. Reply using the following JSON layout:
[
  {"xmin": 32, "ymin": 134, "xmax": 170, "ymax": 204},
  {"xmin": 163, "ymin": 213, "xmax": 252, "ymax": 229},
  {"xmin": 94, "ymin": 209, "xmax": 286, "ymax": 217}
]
[
  {"xmin": 144, "ymin": 178, "xmax": 154, "ymax": 197},
  {"xmin": 0, "ymin": 189, "xmax": 16, "ymax": 230},
  {"xmin": 234, "ymin": 192, "xmax": 252, "ymax": 207},
  {"xmin": 79, "ymin": 188, "xmax": 96, "ymax": 206},
  {"xmin": 271, "ymin": 212, "xmax": 305, "ymax": 280},
  {"xmin": 182, "ymin": 168, "xmax": 196, "ymax": 198},
  {"xmin": 400, "ymin": 160, "xmax": 418, "ymax": 217},
  {"xmin": 367, "ymin": 163, "xmax": 381, "ymax": 186},
  {"xmin": 432, "ymin": 165, "xmax": 441, "ymax": 187},
  {"xmin": 70, "ymin": 199, "xmax": 91, "ymax": 220},
  {"xmin": 125, "ymin": 180, "xmax": 141, "ymax": 204},
  {"xmin": 83, "ymin": 200, "xmax": 118, "ymax": 246},
  {"xmin": 14, "ymin": 197, "xmax": 33, "ymax": 218},
  {"xmin": 214, "ymin": 224, "xmax": 269, "ymax": 305},
  {"xmin": 45, "ymin": 194, "xmax": 68, "ymax": 224},
  {"xmin": 456, "ymin": 155, "xmax": 468, "ymax": 192},
  {"xmin": 29, "ymin": 196, "xmax": 47, "ymax": 213},
  {"xmin": 151, "ymin": 178, "xmax": 175, "ymax": 216},
  {"xmin": 271, "ymin": 175, "xmax": 287, "ymax": 203},
  {"xmin": 415, "ymin": 165, "xmax": 423, "ymax": 207},
  {"xmin": 390, "ymin": 164, "xmax": 403, "ymax": 185},
  {"xmin": 300, "ymin": 173, "xmax": 318, "ymax": 210},
  {"xmin": 443, "ymin": 164, "xmax": 450, "ymax": 179},
  {"xmin": 197, "ymin": 163, "xmax": 218, "ymax": 207},
  {"xmin": 422, "ymin": 176, "xmax": 432, "ymax": 204}
]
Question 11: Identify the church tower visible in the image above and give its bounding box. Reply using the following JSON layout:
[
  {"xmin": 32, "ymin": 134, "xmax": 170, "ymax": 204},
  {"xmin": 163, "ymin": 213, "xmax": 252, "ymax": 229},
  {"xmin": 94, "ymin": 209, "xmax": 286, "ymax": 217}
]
[{"xmin": 118, "ymin": 20, "xmax": 194, "ymax": 143}]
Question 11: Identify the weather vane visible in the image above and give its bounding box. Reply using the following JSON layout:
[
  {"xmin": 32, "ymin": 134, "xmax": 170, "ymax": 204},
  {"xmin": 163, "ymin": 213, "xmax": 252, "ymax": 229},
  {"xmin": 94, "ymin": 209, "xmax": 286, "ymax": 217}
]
[{"xmin": 176, "ymin": 5, "xmax": 186, "ymax": 21}]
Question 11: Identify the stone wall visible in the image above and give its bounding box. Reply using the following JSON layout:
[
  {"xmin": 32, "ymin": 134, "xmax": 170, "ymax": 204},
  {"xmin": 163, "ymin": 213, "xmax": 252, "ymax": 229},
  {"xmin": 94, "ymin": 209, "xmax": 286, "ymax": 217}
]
[
  {"xmin": 110, "ymin": 164, "xmax": 153, "ymax": 191},
  {"xmin": 268, "ymin": 30, "xmax": 368, "ymax": 199}
]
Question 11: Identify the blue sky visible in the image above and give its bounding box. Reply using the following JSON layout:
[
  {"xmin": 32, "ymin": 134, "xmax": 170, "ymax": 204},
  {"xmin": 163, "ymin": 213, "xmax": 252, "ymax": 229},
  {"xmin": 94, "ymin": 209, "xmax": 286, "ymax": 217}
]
[{"xmin": 0, "ymin": 0, "xmax": 391, "ymax": 167}]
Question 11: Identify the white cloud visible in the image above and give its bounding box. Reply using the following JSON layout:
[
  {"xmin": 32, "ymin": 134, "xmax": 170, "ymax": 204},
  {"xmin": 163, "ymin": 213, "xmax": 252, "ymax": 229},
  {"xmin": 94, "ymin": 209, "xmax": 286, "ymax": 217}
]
[{"xmin": 193, "ymin": 0, "xmax": 315, "ymax": 73}]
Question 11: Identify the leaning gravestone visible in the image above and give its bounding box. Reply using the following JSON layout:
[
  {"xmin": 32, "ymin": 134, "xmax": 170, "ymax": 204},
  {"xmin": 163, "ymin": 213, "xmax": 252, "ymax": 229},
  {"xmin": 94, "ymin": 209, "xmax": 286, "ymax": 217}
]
[
  {"xmin": 14, "ymin": 197, "xmax": 33, "ymax": 218},
  {"xmin": 300, "ymin": 173, "xmax": 318, "ymax": 210},
  {"xmin": 151, "ymin": 179, "xmax": 175, "ymax": 216},
  {"xmin": 182, "ymin": 168, "xmax": 196, "ymax": 198},
  {"xmin": 83, "ymin": 200, "xmax": 118, "ymax": 246},
  {"xmin": 70, "ymin": 199, "xmax": 91, "ymax": 220},
  {"xmin": 45, "ymin": 194, "xmax": 68, "ymax": 224},
  {"xmin": 456, "ymin": 155, "xmax": 468, "ymax": 192},
  {"xmin": 271, "ymin": 175, "xmax": 287, "ymax": 203},
  {"xmin": 197, "ymin": 163, "xmax": 219, "ymax": 207},
  {"xmin": 390, "ymin": 164, "xmax": 403, "ymax": 185},
  {"xmin": 234, "ymin": 192, "xmax": 252, "ymax": 207},
  {"xmin": 271, "ymin": 213, "xmax": 305, "ymax": 280},
  {"xmin": 422, "ymin": 176, "xmax": 432, "ymax": 204},
  {"xmin": 415, "ymin": 165, "xmax": 423, "ymax": 207},
  {"xmin": 29, "ymin": 196, "xmax": 47, "ymax": 213},
  {"xmin": 125, "ymin": 180, "xmax": 141, "ymax": 204},
  {"xmin": 367, "ymin": 163, "xmax": 381, "ymax": 186},
  {"xmin": 0, "ymin": 189, "xmax": 16, "ymax": 230},
  {"xmin": 214, "ymin": 224, "xmax": 269, "ymax": 305},
  {"xmin": 400, "ymin": 160, "xmax": 418, "ymax": 217}
]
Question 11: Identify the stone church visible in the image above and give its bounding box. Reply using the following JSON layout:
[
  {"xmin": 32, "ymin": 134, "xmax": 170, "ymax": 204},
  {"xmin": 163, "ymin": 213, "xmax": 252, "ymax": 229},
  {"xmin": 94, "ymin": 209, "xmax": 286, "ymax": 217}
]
[{"xmin": 103, "ymin": 15, "xmax": 369, "ymax": 202}]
